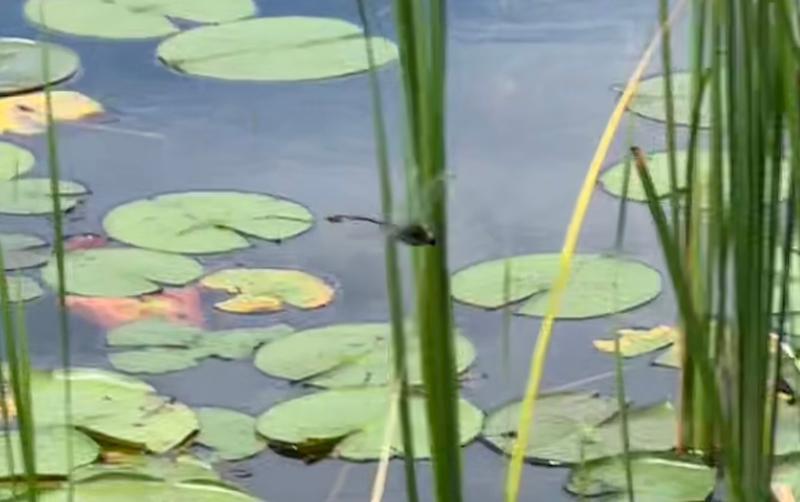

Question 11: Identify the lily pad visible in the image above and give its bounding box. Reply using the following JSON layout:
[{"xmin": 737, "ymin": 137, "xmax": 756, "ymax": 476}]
[
  {"xmin": 4, "ymin": 275, "xmax": 44, "ymax": 302},
  {"xmin": 195, "ymin": 407, "xmax": 266, "ymax": 461},
  {"xmin": 202, "ymin": 269, "xmax": 334, "ymax": 314},
  {"xmin": 256, "ymin": 387, "xmax": 483, "ymax": 461},
  {"xmin": 38, "ymin": 476, "xmax": 259, "ymax": 501},
  {"xmin": 109, "ymin": 348, "xmax": 203, "ymax": 374},
  {"xmin": 625, "ymin": 72, "xmax": 710, "ymax": 127},
  {"xmin": 73, "ymin": 453, "xmax": 219, "ymax": 483},
  {"xmin": 103, "ymin": 191, "xmax": 313, "ymax": 254},
  {"xmin": 653, "ymin": 343, "xmax": 681, "ymax": 368},
  {"xmin": 0, "ymin": 426, "xmax": 98, "ymax": 478},
  {"xmin": 0, "ymin": 179, "xmax": 87, "ymax": 215},
  {"xmin": 254, "ymin": 323, "xmax": 476, "ymax": 388},
  {"xmin": 0, "ymin": 91, "xmax": 103, "ymax": 135},
  {"xmin": 566, "ymin": 455, "xmax": 715, "ymax": 500},
  {"xmin": 593, "ymin": 325, "xmax": 678, "ymax": 358},
  {"xmin": 157, "ymin": 16, "xmax": 399, "ymax": 82},
  {"xmin": 107, "ymin": 319, "xmax": 204, "ymax": 348},
  {"xmin": 41, "ymin": 248, "xmax": 203, "ymax": 297},
  {"xmin": 0, "ymin": 38, "xmax": 80, "ymax": 96},
  {"xmin": 451, "ymin": 254, "xmax": 662, "ymax": 319},
  {"xmin": 196, "ymin": 325, "xmax": 294, "ymax": 359},
  {"xmin": 30, "ymin": 367, "xmax": 198, "ymax": 453},
  {"xmin": 0, "ymin": 233, "xmax": 48, "ymax": 270},
  {"xmin": 25, "ymin": 0, "xmax": 257, "ymax": 40},
  {"xmin": 0, "ymin": 141, "xmax": 34, "ymax": 180}
]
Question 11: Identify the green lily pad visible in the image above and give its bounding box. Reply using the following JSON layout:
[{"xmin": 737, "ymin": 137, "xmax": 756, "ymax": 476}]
[
  {"xmin": 107, "ymin": 319, "xmax": 204, "ymax": 348},
  {"xmin": 0, "ymin": 426, "xmax": 98, "ymax": 479},
  {"xmin": 593, "ymin": 326, "xmax": 678, "ymax": 358},
  {"xmin": 73, "ymin": 453, "xmax": 219, "ymax": 483},
  {"xmin": 195, "ymin": 325, "xmax": 294, "ymax": 359},
  {"xmin": 25, "ymin": 0, "xmax": 257, "ymax": 40},
  {"xmin": 30, "ymin": 368, "xmax": 198, "ymax": 454},
  {"xmin": 196, "ymin": 407, "xmax": 266, "ymax": 461},
  {"xmin": 452, "ymin": 254, "xmax": 662, "ymax": 319},
  {"xmin": 103, "ymin": 191, "xmax": 313, "ymax": 254},
  {"xmin": 157, "ymin": 16, "xmax": 398, "ymax": 82},
  {"xmin": 0, "ymin": 38, "xmax": 79, "ymax": 96},
  {"xmin": 4, "ymin": 275, "xmax": 43, "ymax": 302},
  {"xmin": 625, "ymin": 72, "xmax": 711, "ymax": 127},
  {"xmin": 0, "ymin": 179, "xmax": 87, "ymax": 215},
  {"xmin": 0, "ymin": 142, "xmax": 34, "ymax": 181},
  {"xmin": 41, "ymin": 248, "xmax": 203, "ymax": 297},
  {"xmin": 38, "ymin": 476, "xmax": 259, "ymax": 501},
  {"xmin": 566, "ymin": 455, "xmax": 715, "ymax": 500},
  {"xmin": 0, "ymin": 233, "xmax": 48, "ymax": 270},
  {"xmin": 254, "ymin": 323, "xmax": 476, "ymax": 388},
  {"xmin": 109, "ymin": 348, "xmax": 203, "ymax": 374},
  {"xmin": 257, "ymin": 387, "xmax": 483, "ymax": 461}
]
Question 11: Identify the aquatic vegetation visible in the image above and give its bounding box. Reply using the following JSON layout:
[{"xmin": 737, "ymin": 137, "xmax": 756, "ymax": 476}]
[
  {"xmin": 0, "ymin": 427, "xmax": 98, "ymax": 478},
  {"xmin": 592, "ymin": 326, "xmax": 678, "ymax": 358},
  {"xmin": 452, "ymin": 253, "xmax": 662, "ymax": 318},
  {"xmin": 157, "ymin": 17, "xmax": 399, "ymax": 82},
  {"xmin": 195, "ymin": 407, "xmax": 266, "ymax": 461},
  {"xmin": 0, "ymin": 179, "xmax": 87, "ymax": 215},
  {"xmin": 256, "ymin": 387, "xmax": 483, "ymax": 461},
  {"xmin": 0, "ymin": 39, "xmax": 79, "ymax": 96},
  {"xmin": 71, "ymin": 452, "xmax": 219, "ymax": 482},
  {"xmin": 2, "ymin": 276, "xmax": 42, "ymax": 302},
  {"xmin": 104, "ymin": 191, "xmax": 313, "ymax": 254},
  {"xmin": 24, "ymin": 0, "xmax": 258, "ymax": 40},
  {"xmin": 200, "ymin": 269, "xmax": 333, "ymax": 314},
  {"xmin": 0, "ymin": 233, "xmax": 49, "ymax": 270},
  {"xmin": 0, "ymin": 90, "xmax": 103, "ymax": 134},
  {"xmin": 38, "ymin": 476, "xmax": 259, "ymax": 501},
  {"xmin": 253, "ymin": 322, "xmax": 475, "ymax": 388},
  {"xmin": 0, "ymin": 142, "xmax": 34, "ymax": 179}
]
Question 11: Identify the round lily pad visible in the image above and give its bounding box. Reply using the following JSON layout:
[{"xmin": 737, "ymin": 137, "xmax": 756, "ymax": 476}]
[
  {"xmin": 0, "ymin": 38, "xmax": 80, "ymax": 96},
  {"xmin": 4, "ymin": 275, "xmax": 43, "ymax": 302},
  {"xmin": 254, "ymin": 322, "xmax": 476, "ymax": 388},
  {"xmin": 452, "ymin": 254, "xmax": 662, "ymax": 319},
  {"xmin": 103, "ymin": 191, "xmax": 313, "ymax": 254},
  {"xmin": 0, "ymin": 179, "xmax": 87, "ymax": 215},
  {"xmin": 157, "ymin": 16, "xmax": 399, "ymax": 82},
  {"xmin": 0, "ymin": 90, "xmax": 104, "ymax": 135},
  {"xmin": 109, "ymin": 348, "xmax": 203, "ymax": 374},
  {"xmin": 39, "ymin": 476, "xmax": 259, "ymax": 501},
  {"xmin": 25, "ymin": 0, "xmax": 257, "ymax": 40},
  {"xmin": 0, "ymin": 142, "xmax": 35, "ymax": 181},
  {"xmin": 107, "ymin": 319, "xmax": 204, "ymax": 348},
  {"xmin": 566, "ymin": 455, "xmax": 715, "ymax": 500},
  {"xmin": 0, "ymin": 232, "xmax": 48, "ymax": 270},
  {"xmin": 257, "ymin": 387, "xmax": 483, "ymax": 461},
  {"xmin": 41, "ymin": 248, "xmax": 203, "ymax": 297},
  {"xmin": 201, "ymin": 268, "xmax": 334, "ymax": 314},
  {"xmin": 625, "ymin": 72, "xmax": 711, "ymax": 127},
  {"xmin": 0, "ymin": 426, "xmax": 98, "ymax": 479},
  {"xmin": 593, "ymin": 325, "xmax": 678, "ymax": 358},
  {"xmin": 196, "ymin": 407, "xmax": 266, "ymax": 461}
]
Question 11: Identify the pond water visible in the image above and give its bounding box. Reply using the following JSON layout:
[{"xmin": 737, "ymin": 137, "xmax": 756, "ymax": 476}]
[{"xmin": 0, "ymin": 0, "xmax": 690, "ymax": 500}]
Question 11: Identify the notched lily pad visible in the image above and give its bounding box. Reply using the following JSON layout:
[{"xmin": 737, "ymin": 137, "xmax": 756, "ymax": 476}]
[
  {"xmin": 157, "ymin": 16, "xmax": 399, "ymax": 82},
  {"xmin": 625, "ymin": 72, "xmax": 710, "ymax": 127},
  {"xmin": 25, "ymin": 0, "xmax": 258, "ymax": 40},
  {"xmin": 254, "ymin": 322, "xmax": 475, "ymax": 388},
  {"xmin": 103, "ymin": 191, "xmax": 313, "ymax": 254},
  {"xmin": 0, "ymin": 179, "xmax": 88, "ymax": 215},
  {"xmin": 0, "ymin": 38, "xmax": 80, "ymax": 96},
  {"xmin": 202, "ymin": 268, "xmax": 334, "ymax": 314},
  {"xmin": 256, "ymin": 387, "xmax": 483, "ymax": 461},
  {"xmin": 0, "ymin": 141, "xmax": 35, "ymax": 180},
  {"xmin": 593, "ymin": 325, "xmax": 678, "ymax": 358},
  {"xmin": 0, "ymin": 91, "xmax": 103, "ymax": 135},
  {"xmin": 452, "ymin": 254, "xmax": 662, "ymax": 319},
  {"xmin": 41, "ymin": 248, "xmax": 203, "ymax": 297},
  {"xmin": 195, "ymin": 407, "xmax": 266, "ymax": 461}
]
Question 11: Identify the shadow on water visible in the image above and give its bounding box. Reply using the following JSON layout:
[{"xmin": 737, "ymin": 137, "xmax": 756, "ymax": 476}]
[{"xmin": 1, "ymin": 0, "xmax": 685, "ymax": 500}]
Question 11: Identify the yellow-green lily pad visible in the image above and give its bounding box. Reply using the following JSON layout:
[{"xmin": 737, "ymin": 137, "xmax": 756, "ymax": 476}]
[
  {"xmin": 38, "ymin": 475, "xmax": 259, "ymax": 501},
  {"xmin": 0, "ymin": 142, "xmax": 34, "ymax": 180},
  {"xmin": 0, "ymin": 427, "xmax": 98, "ymax": 479},
  {"xmin": 196, "ymin": 407, "xmax": 266, "ymax": 461},
  {"xmin": 0, "ymin": 179, "xmax": 87, "ymax": 215},
  {"xmin": 593, "ymin": 326, "xmax": 679, "ymax": 358}
]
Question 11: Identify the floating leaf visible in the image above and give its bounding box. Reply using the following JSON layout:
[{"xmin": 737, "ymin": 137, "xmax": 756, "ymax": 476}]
[
  {"xmin": 25, "ymin": 0, "xmax": 257, "ymax": 40},
  {"xmin": 654, "ymin": 343, "xmax": 682, "ymax": 368},
  {"xmin": 202, "ymin": 269, "xmax": 333, "ymax": 314},
  {"xmin": 107, "ymin": 319, "xmax": 204, "ymax": 348},
  {"xmin": 109, "ymin": 348, "xmax": 203, "ymax": 374},
  {"xmin": 73, "ymin": 453, "xmax": 219, "ymax": 483},
  {"xmin": 0, "ymin": 91, "xmax": 103, "ymax": 135},
  {"xmin": 254, "ymin": 323, "xmax": 475, "ymax": 388},
  {"xmin": 41, "ymin": 248, "xmax": 203, "ymax": 297},
  {"xmin": 0, "ymin": 38, "xmax": 79, "ymax": 96},
  {"xmin": 196, "ymin": 407, "xmax": 266, "ymax": 461},
  {"xmin": 566, "ymin": 455, "xmax": 715, "ymax": 500},
  {"xmin": 452, "ymin": 254, "xmax": 662, "ymax": 319},
  {"xmin": 0, "ymin": 427, "xmax": 98, "ymax": 479},
  {"xmin": 0, "ymin": 232, "xmax": 48, "ymax": 270},
  {"xmin": 103, "ymin": 191, "xmax": 313, "ymax": 254},
  {"xmin": 257, "ymin": 387, "xmax": 483, "ymax": 461},
  {"xmin": 593, "ymin": 325, "xmax": 678, "ymax": 358},
  {"xmin": 0, "ymin": 179, "xmax": 87, "ymax": 214},
  {"xmin": 39, "ymin": 476, "xmax": 258, "ymax": 501},
  {"xmin": 5, "ymin": 275, "xmax": 43, "ymax": 302},
  {"xmin": 157, "ymin": 17, "xmax": 398, "ymax": 82},
  {"xmin": 196, "ymin": 325, "xmax": 294, "ymax": 359},
  {"xmin": 624, "ymin": 72, "xmax": 710, "ymax": 127},
  {"xmin": 0, "ymin": 141, "xmax": 34, "ymax": 180}
]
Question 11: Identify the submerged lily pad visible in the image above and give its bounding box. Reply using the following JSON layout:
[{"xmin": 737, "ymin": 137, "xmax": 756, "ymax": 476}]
[
  {"xmin": 626, "ymin": 72, "xmax": 710, "ymax": 127},
  {"xmin": 0, "ymin": 232, "xmax": 48, "ymax": 270},
  {"xmin": 0, "ymin": 179, "xmax": 87, "ymax": 215},
  {"xmin": 196, "ymin": 407, "xmax": 266, "ymax": 461},
  {"xmin": 593, "ymin": 325, "xmax": 678, "ymax": 358},
  {"xmin": 566, "ymin": 455, "xmax": 715, "ymax": 500},
  {"xmin": 452, "ymin": 254, "xmax": 662, "ymax": 319},
  {"xmin": 0, "ymin": 427, "xmax": 98, "ymax": 478},
  {"xmin": 0, "ymin": 141, "xmax": 34, "ymax": 180},
  {"xmin": 254, "ymin": 322, "xmax": 475, "ymax": 388},
  {"xmin": 39, "ymin": 476, "xmax": 258, "ymax": 501},
  {"xmin": 0, "ymin": 38, "xmax": 80, "ymax": 96},
  {"xmin": 157, "ymin": 17, "xmax": 398, "ymax": 82},
  {"xmin": 41, "ymin": 248, "xmax": 203, "ymax": 297},
  {"xmin": 0, "ymin": 91, "xmax": 103, "ymax": 135},
  {"xmin": 257, "ymin": 387, "xmax": 483, "ymax": 461},
  {"xmin": 25, "ymin": 0, "xmax": 257, "ymax": 40},
  {"xmin": 202, "ymin": 269, "xmax": 334, "ymax": 314},
  {"xmin": 4, "ymin": 275, "xmax": 44, "ymax": 302},
  {"xmin": 103, "ymin": 191, "xmax": 313, "ymax": 254}
]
